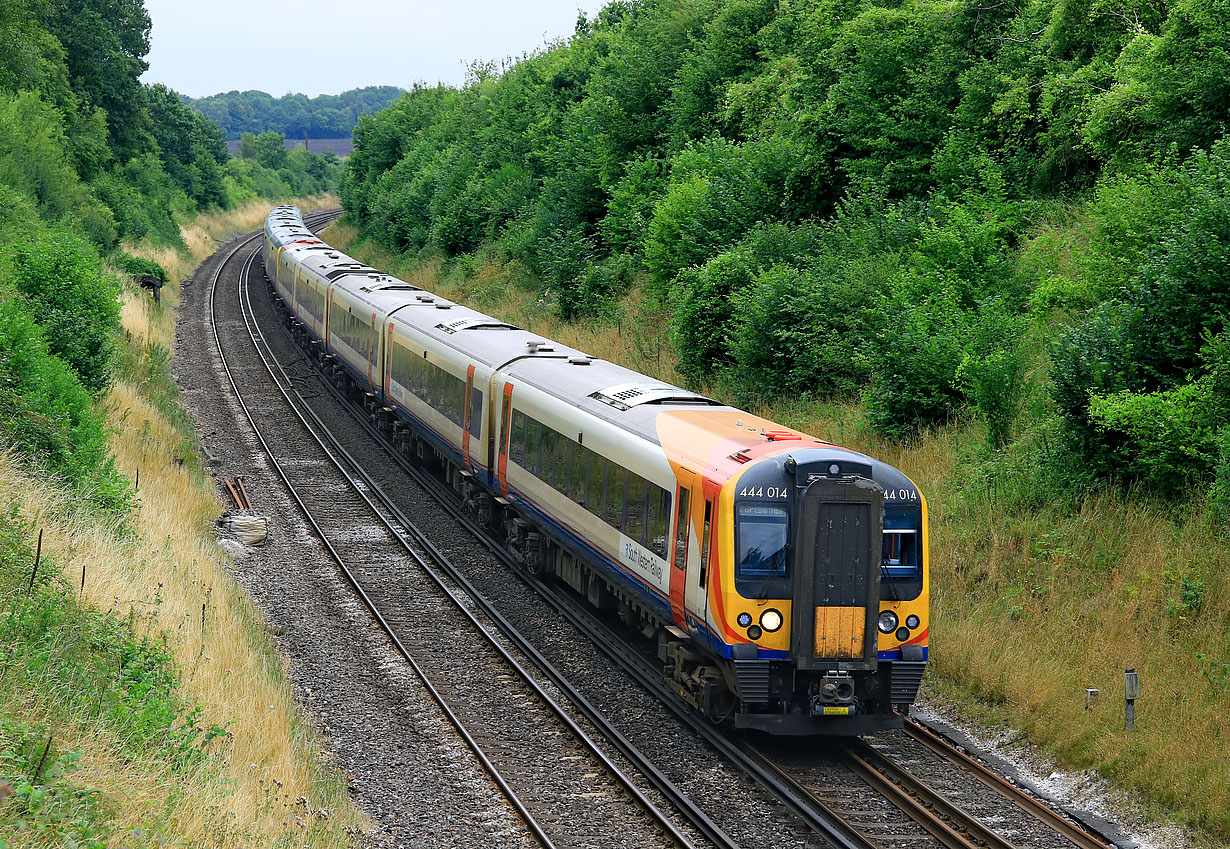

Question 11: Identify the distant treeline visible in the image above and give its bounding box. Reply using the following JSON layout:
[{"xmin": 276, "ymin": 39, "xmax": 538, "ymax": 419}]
[{"xmin": 189, "ymin": 86, "xmax": 404, "ymax": 140}]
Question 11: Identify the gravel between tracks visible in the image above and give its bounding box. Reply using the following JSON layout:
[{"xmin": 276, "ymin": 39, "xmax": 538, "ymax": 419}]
[{"xmin": 176, "ymin": 234, "xmax": 535, "ymax": 849}]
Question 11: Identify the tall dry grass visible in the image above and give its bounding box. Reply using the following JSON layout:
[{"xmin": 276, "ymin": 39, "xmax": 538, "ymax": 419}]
[
  {"xmin": 126, "ymin": 195, "xmax": 338, "ymax": 293},
  {"xmin": 332, "ymin": 221, "xmax": 1230, "ymax": 840},
  {"xmin": 9, "ymin": 194, "xmax": 370, "ymax": 847}
]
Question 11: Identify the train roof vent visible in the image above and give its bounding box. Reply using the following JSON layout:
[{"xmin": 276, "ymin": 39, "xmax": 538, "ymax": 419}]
[
  {"xmin": 325, "ymin": 263, "xmax": 376, "ymax": 280},
  {"xmin": 589, "ymin": 382, "xmax": 719, "ymax": 411},
  {"xmin": 436, "ymin": 317, "xmax": 518, "ymax": 334}
]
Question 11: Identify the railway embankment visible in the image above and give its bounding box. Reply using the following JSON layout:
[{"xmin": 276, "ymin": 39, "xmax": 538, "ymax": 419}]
[
  {"xmin": 331, "ymin": 216, "xmax": 1230, "ymax": 849},
  {"xmin": 0, "ymin": 198, "xmax": 371, "ymax": 848}
]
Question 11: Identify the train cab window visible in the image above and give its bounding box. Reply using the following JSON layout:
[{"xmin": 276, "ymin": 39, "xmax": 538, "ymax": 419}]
[
  {"xmin": 587, "ymin": 454, "xmax": 607, "ymax": 518},
  {"xmin": 510, "ymin": 411, "xmax": 526, "ymax": 465},
  {"xmin": 605, "ymin": 466, "xmax": 627, "ymax": 528},
  {"xmin": 625, "ymin": 473, "xmax": 648, "ymax": 544},
  {"xmin": 881, "ymin": 513, "xmax": 921, "ymax": 578},
  {"xmin": 672, "ymin": 488, "xmax": 690, "ymax": 568},
  {"xmin": 571, "ymin": 445, "xmax": 589, "ymax": 504},
  {"xmin": 735, "ymin": 504, "xmax": 789, "ymax": 578}
]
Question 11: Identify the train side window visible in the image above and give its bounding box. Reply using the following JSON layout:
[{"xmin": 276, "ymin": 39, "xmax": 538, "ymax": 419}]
[
  {"xmin": 587, "ymin": 453, "xmax": 607, "ymax": 517},
  {"xmin": 672, "ymin": 487, "xmax": 690, "ymax": 568},
  {"xmin": 700, "ymin": 499, "xmax": 712, "ymax": 587},
  {"xmin": 446, "ymin": 372, "xmax": 458, "ymax": 423},
  {"xmin": 571, "ymin": 444, "xmax": 589, "ymax": 503},
  {"xmin": 541, "ymin": 427, "xmax": 558, "ymax": 486},
  {"xmin": 525, "ymin": 417, "xmax": 542, "ymax": 474},
  {"xmin": 510, "ymin": 411, "xmax": 526, "ymax": 465},
  {"xmin": 469, "ymin": 387, "xmax": 483, "ymax": 438},
  {"xmin": 647, "ymin": 484, "xmax": 670, "ymax": 559},
  {"xmin": 445, "ymin": 372, "xmax": 457, "ymax": 420},
  {"xmin": 554, "ymin": 435, "xmax": 573, "ymax": 496},
  {"xmin": 625, "ymin": 473, "xmax": 647, "ymax": 544},
  {"xmin": 605, "ymin": 465, "xmax": 627, "ymax": 528}
]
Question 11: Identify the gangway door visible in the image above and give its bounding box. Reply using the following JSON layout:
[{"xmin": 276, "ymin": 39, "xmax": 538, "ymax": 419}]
[{"xmin": 791, "ymin": 476, "xmax": 882, "ymax": 672}]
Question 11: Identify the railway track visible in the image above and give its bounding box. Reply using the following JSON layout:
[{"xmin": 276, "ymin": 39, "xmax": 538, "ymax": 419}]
[
  {"xmin": 209, "ymin": 214, "xmax": 1122, "ymax": 849},
  {"xmin": 208, "ymin": 217, "xmax": 733, "ymax": 849}
]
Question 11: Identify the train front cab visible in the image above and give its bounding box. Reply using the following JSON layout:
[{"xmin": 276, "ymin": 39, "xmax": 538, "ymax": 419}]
[{"xmin": 716, "ymin": 449, "xmax": 929, "ymax": 735}]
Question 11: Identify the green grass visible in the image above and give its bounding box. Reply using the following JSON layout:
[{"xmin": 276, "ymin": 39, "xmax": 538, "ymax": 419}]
[{"xmin": 0, "ymin": 506, "xmax": 223, "ymax": 848}]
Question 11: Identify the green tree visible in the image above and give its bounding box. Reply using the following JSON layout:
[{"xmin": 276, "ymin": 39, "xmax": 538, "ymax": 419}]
[{"xmin": 39, "ymin": 0, "xmax": 155, "ymax": 162}]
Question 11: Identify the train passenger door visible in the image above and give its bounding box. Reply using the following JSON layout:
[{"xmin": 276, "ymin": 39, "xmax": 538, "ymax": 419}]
[
  {"xmin": 673, "ymin": 470, "xmax": 709, "ymax": 633},
  {"xmin": 496, "ymin": 382, "xmax": 513, "ymax": 497},
  {"xmin": 668, "ymin": 471, "xmax": 695, "ymax": 634}
]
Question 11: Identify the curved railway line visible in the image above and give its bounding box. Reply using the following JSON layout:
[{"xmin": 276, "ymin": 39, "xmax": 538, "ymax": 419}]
[
  {"xmin": 201, "ymin": 213, "xmax": 1124, "ymax": 849},
  {"xmin": 209, "ymin": 215, "xmax": 726, "ymax": 849}
]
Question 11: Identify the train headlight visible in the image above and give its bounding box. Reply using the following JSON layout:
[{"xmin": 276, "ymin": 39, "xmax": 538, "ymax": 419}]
[
  {"xmin": 737, "ymin": 612, "xmax": 752, "ymax": 627},
  {"xmin": 906, "ymin": 614, "xmax": 920, "ymax": 629},
  {"xmin": 760, "ymin": 609, "xmax": 783, "ymax": 632},
  {"xmin": 877, "ymin": 611, "xmax": 899, "ymax": 634}
]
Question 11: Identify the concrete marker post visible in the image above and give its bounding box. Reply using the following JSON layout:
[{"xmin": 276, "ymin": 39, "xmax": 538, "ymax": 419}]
[{"xmin": 1124, "ymin": 668, "xmax": 1140, "ymax": 731}]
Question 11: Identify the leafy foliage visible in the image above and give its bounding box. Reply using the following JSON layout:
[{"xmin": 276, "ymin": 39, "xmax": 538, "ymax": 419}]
[{"xmin": 339, "ymin": 0, "xmax": 1230, "ymax": 496}]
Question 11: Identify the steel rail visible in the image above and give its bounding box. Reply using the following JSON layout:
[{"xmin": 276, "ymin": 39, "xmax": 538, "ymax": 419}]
[
  {"xmin": 206, "ymin": 219, "xmax": 560, "ymax": 849},
  {"xmin": 904, "ymin": 720, "xmax": 1115, "ymax": 849},
  {"xmin": 232, "ymin": 232, "xmax": 715, "ymax": 849},
  {"xmin": 841, "ymin": 738, "xmax": 1018, "ymax": 849}
]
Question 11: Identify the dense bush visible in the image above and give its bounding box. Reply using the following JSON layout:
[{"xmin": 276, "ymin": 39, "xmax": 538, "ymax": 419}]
[
  {"xmin": 1051, "ymin": 141, "xmax": 1230, "ymax": 486},
  {"xmin": 1086, "ymin": 333, "xmax": 1230, "ymax": 493},
  {"xmin": 339, "ymin": 0, "xmax": 1230, "ymax": 495},
  {"xmin": 0, "ymin": 293, "xmax": 128, "ymax": 510},
  {"xmin": 113, "ymin": 250, "xmax": 168, "ymax": 283},
  {"xmin": 5, "ymin": 225, "xmax": 121, "ymax": 391}
]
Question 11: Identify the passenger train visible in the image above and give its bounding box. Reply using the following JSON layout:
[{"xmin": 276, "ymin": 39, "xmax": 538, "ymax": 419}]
[{"xmin": 263, "ymin": 206, "xmax": 928, "ymax": 735}]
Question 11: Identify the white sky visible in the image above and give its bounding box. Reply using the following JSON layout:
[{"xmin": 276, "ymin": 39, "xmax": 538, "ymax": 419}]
[{"xmin": 141, "ymin": 0, "xmax": 606, "ymax": 98}]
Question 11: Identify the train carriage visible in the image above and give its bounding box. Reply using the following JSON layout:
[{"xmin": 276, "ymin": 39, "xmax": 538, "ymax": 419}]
[{"xmin": 262, "ymin": 206, "xmax": 929, "ymax": 735}]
